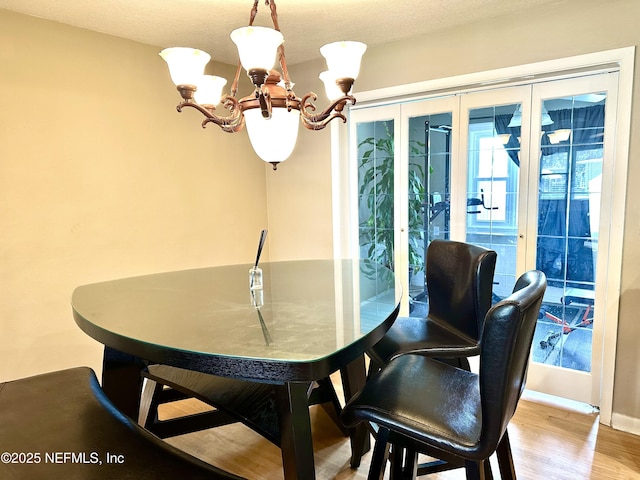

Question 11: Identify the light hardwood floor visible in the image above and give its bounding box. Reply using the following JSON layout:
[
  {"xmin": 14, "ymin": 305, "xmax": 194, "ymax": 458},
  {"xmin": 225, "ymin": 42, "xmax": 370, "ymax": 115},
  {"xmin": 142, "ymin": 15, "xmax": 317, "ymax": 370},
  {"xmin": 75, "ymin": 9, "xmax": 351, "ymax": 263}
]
[{"xmin": 163, "ymin": 374, "xmax": 640, "ymax": 480}]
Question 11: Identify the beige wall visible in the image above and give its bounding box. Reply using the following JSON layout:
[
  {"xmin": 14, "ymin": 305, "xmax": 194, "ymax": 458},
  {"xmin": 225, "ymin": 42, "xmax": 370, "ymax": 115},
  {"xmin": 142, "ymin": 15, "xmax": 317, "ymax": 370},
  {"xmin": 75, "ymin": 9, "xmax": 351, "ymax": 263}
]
[
  {"xmin": 0, "ymin": 9, "xmax": 268, "ymax": 380},
  {"xmin": 265, "ymin": 126, "xmax": 334, "ymax": 260},
  {"xmin": 274, "ymin": 0, "xmax": 640, "ymax": 422}
]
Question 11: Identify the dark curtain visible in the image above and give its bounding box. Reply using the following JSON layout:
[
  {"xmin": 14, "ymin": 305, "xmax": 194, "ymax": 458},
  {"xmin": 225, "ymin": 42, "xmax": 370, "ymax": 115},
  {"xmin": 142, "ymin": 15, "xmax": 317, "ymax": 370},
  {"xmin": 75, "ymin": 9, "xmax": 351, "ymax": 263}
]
[
  {"xmin": 537, "ymin": 198, "xmax": 594, "ymax": 285},
  {"xmin": 494, "ymin": 104, "xmax": 605, "ymax": 162},
  {"xmin": 536, "ymin": 105, "xmax": 605, "ymax": 286},
  {"xmin": 495, "ymin": 105, "xmax": 605, "ymax": 286},
  {"xmin": 540, "ymin": 104, "xmax": 605, "ymax": 152},
  {"xmin": 494, "ymin": 114, "xmax": 520, "ymax": 166}
]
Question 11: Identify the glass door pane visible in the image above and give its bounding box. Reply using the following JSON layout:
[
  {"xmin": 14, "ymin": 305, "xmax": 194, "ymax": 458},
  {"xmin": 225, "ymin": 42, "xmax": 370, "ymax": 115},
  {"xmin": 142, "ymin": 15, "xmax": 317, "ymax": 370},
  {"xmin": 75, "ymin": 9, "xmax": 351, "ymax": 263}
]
[
  {"xmin": 406, "ymin": 112, "xmax": 453, "ymax": 316},
  {"xmin": 532, "ymin": 93, "xmax": 605, "ymax": 372},
  {"xmin": 465, "ymin": 103, "xmax": 522, "ymax": 302},
  {"xmin": 354, "ymin": 113, "xmax": 397, "ymax": 273},
  {"xmin": 351, "ymin": 99, "xmax": 456, "ymax": 316}
]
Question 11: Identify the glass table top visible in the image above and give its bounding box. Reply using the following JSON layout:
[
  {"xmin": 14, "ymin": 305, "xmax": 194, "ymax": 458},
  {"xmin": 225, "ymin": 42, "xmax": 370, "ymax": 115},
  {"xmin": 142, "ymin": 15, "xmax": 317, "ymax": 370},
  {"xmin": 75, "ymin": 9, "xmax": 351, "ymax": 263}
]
[{"xmin": 72, "ymin": 259, "xmax": 400, "ymax": 364}]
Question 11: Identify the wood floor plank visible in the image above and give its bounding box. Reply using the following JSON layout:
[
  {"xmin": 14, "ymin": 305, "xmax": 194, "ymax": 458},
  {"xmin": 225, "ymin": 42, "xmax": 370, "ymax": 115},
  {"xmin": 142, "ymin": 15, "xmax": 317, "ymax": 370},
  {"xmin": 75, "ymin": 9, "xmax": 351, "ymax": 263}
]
[{"xmin": 162, "ymin": 378, "xmax": 640, "ymax": 480}]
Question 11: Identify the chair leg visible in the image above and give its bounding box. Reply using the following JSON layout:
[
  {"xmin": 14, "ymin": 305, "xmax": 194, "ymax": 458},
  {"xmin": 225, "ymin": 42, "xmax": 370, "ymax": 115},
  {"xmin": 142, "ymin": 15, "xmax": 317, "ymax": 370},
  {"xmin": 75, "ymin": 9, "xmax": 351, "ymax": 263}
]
[
  {"xmin": 496, "ymin": 430, "xmax": 517, "ymax": 480},
  {"xmin": 401, "ymin": 447, "xmax": 418, "ymax": 479},
  {"xmin": 482, "ymin": 458, "xmax": 494, "ymax": 480},
  {"xmin": 464, "ymin": 460, "xmax": 487, "ymax": 480},
  {"xmin": 367, "ymin": 427, "xmax": 391, "ymax": 480},
  {"xmin": 389, "ymin": 445, "xmax": 404, "ymax": 480}
]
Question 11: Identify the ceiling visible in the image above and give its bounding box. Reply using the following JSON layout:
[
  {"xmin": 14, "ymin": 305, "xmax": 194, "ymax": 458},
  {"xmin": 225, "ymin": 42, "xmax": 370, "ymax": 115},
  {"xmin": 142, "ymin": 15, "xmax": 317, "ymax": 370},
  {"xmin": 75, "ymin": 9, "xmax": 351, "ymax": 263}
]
[{"xmin": 0, "ymin": 0, "xmax": 562, "ymax": 65}]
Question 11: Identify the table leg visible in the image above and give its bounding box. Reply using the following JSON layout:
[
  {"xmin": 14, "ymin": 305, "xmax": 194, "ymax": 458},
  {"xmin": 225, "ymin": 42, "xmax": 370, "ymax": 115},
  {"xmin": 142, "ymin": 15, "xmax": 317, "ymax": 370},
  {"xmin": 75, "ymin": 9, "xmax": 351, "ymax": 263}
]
[
  {"xmin": 340, "ymin": 355, "xmax": 371, "ymax": 468},
  {"xmin": 275, "ymin": 381, "xmax": 315, "ymax": 480},
  {"xmin": 101, "ymin": 346, "xmax": 147, "ymax": 419}
]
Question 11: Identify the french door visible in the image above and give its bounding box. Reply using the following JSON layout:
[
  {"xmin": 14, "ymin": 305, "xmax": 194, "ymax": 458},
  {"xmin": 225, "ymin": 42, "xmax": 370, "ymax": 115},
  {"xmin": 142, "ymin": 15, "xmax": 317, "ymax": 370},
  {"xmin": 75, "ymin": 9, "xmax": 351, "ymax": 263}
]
[
  {"xmin": 349, "ymin": 71, "xmax": 619, "ymax": 405},
  {"xmin": 350, "ymin": 97, "xmax": 458, "ymax": 318},
  {"xmin": 525, "ymin": 74, "xmax": 617, "ymax": 404}
]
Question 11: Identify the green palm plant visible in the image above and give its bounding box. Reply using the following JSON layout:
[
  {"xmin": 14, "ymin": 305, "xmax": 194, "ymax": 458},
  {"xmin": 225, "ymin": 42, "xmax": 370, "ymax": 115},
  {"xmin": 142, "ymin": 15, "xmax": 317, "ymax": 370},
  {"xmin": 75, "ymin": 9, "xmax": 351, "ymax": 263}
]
[{"xmin": 358, "ymin": 123, "xmax": 427, "ymax": 274}]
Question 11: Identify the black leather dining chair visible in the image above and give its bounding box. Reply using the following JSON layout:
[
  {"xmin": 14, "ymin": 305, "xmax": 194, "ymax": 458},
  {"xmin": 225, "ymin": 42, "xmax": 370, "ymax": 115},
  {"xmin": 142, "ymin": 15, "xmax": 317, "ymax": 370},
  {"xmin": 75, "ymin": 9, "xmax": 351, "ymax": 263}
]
[
  {"xmin": 341, "ymin": 270, "xmax": 547, "ymax": 480},
  {"xmin": 0, "ymin": 367, "xmax": 245, "ymax": 480},
  {"xmin": 368, "ymin": 239, "xmax": 497, "ymax": 373}
]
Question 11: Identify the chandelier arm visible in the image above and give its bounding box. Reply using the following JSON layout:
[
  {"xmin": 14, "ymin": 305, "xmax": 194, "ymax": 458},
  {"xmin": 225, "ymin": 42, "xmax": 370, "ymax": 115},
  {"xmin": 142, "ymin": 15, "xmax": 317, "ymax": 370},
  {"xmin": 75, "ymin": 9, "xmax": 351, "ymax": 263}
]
[
  {"xmin": 300, "ymin": 92, "xmax": 356, "ymax": 124},
  {"xmin": 176, "ymin": 96, "xmax": 244, "ymax": 133},
  {"xmin": 301, "ymin": 112, "xmax": 347, "ymax": 131},
  {"xmin": 300, "ymin": 92, "xmax": 356, "ymax": 117},
  {"xmin": 258, "ymin": 87, "xmax": 273, "ymax": 119}
]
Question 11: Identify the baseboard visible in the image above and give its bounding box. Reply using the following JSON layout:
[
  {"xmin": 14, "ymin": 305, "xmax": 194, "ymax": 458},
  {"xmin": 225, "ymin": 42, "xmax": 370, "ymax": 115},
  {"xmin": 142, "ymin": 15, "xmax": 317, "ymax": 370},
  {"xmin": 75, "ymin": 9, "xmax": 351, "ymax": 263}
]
[
  {"xmin": 611, "ymin": 413, "xmax": 640, "ymax": 436},
  {"xmin": 522, "ymin": 389, "xmax": 598, "ymax": 415}
]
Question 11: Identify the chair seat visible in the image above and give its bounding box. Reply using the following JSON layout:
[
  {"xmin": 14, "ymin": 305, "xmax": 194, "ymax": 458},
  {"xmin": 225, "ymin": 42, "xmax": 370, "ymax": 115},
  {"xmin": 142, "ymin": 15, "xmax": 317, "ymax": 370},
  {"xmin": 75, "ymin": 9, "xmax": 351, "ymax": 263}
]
[
  {"xmin": 343, "ymin": 354, "xmax": 482, "ymax": 456},
  {"xmin": 369, "ymin": 316, "xmax": 479, "ymax": 366},
  {"xmin": 0, "ymin": 367, "xmax": 244, "ymax": 480}
]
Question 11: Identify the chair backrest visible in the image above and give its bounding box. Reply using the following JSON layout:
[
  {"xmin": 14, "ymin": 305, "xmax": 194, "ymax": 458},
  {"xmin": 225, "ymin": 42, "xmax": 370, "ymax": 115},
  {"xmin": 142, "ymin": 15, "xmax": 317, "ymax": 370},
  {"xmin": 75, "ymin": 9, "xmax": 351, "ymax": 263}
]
[
  {"xmin": 478, "ymin": 270, "xmax": 546, "ymax": 458},
  {"xmin": 426, "ymin": 239, "xmax": 497, "ymax": 341}
]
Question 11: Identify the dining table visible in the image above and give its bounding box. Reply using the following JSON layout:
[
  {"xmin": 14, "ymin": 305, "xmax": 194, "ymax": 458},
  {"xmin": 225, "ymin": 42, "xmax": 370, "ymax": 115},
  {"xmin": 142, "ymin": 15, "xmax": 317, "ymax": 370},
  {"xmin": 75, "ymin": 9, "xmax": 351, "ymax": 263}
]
[{"xmin": 72, "ymin": 258, "xmax": 400, "ymax": 480}]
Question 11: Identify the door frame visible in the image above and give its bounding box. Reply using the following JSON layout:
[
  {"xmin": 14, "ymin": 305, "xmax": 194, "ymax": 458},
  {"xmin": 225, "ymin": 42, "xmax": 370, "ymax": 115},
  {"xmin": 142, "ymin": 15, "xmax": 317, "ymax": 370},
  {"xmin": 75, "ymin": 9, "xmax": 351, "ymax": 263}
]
[{"xmin": 332, "ymin": 47, "xmax": 635, "ymax": 425}]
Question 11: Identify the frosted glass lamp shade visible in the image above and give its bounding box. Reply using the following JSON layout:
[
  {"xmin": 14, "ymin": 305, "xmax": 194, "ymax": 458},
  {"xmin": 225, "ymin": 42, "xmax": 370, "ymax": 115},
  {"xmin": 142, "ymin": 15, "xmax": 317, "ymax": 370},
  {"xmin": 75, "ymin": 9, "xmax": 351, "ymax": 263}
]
[
  {"xmin": 320, "ymin": 41, "xmax": 367, "ymax": 80},
  {"xmin": 230, "ymin": 26, "xmax": 284, "ymax": 72},
  {"xmin": 548, "ymin": 128, "xmax": 572, "ymax": 144},
  {"xmin": 319, "ymin": 71, "xmax": 344, "ymax": 100},
  {"xmin": 159, "ymin": 47, "xmax": 211, "ymax": 86},
  {"xmin": 541, "ymin": 104, "xmax": 554, "ymax": 126},
  {"xmin": 507, "ymin": 105, "xmax": 522, "ymax": 128},
  {"xmin": 554, "ymin": 128, "xmax": 572, "ymax": 142},
  {"xmin": 508, "ymin": 104, "xmax": 553, "ymax": 127},
  {"xmin": 194, "ymin": 75, "xmax": 227, "ymax": 105},
  {"xmin": 244, "ymin": 107, "xmax": 300, "ymax": 165},
  {"xmin": 498, "ymin": 133, "xmax": 512, "ymax": 145}
]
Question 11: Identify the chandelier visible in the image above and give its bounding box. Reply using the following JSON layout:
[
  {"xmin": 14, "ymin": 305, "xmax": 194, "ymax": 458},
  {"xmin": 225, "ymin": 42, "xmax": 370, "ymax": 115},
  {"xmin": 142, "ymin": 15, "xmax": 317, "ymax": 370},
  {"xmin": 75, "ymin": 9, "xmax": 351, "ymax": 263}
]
[{"xmin": 160, "ymin": 0, "xmax": 367, "ymax": 170}]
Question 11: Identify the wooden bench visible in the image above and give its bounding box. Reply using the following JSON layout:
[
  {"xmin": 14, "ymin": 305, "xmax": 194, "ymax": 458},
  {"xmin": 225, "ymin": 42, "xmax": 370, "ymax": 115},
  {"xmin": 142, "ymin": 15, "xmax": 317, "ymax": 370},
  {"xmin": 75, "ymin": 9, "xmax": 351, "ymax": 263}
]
[{"xmin": 0, "ymin": 367, "xmax": 245, "ymax": 479}]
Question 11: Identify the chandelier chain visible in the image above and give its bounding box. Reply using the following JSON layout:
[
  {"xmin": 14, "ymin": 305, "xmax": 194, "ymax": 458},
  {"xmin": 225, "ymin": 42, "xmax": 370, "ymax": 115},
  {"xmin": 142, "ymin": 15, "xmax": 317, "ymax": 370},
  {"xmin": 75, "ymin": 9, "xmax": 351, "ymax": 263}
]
[{"xmin": 248, "ymin": 1, "xmax": 259, "ymax": 26}]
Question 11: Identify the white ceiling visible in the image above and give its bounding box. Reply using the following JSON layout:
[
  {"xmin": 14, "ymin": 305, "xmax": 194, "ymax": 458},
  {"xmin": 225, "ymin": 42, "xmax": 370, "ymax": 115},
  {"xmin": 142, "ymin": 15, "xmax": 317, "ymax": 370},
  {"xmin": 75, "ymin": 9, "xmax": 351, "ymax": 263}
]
[{"xmin": 0, "ymin": 0, "xmax": 561, "ymax": 65}]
